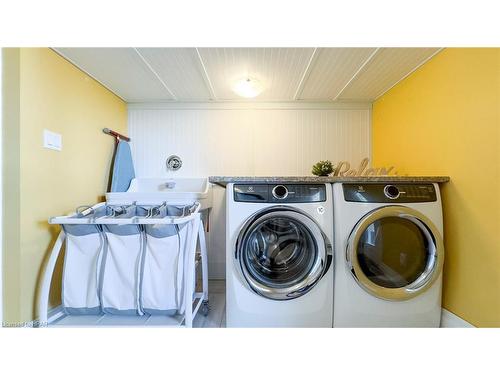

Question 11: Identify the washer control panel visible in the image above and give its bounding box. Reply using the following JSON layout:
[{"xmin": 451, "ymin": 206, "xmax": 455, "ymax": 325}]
[
  {"xmin": 343, "ymin": 183, "xmax": 437, "ymax": 203},
  {"xmin": 234, "ymin": 184, "xmax": 326, "ymax": 203}
]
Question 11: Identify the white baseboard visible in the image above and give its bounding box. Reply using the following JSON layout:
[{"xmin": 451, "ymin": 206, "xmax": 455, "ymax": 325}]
[{"xmin": 441, "ymin": 308, "xmax": 475, "ymax": 328}]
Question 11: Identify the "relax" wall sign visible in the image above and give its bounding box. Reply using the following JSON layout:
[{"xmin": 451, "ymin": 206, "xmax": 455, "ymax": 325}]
[{"xmin": 333, "ymin": 157, "xmax": 397, "ymax": 177}]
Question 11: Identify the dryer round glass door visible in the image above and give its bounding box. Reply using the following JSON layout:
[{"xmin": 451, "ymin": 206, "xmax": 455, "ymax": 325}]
[
  {"xmin": 347, "ymin": 206, "xmax": 444, "ymax": 301},
  {"xmin": 236, "ymin": 207, "xmax": 332, "ymax": 300}
]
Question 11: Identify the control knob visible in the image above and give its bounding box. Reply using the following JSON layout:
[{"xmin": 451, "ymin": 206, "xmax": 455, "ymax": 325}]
[
  {"xmin": 384, "ymin": 185, "xmax": 400, "ymax": 199},
  {"xmin": 272, "ymin": 185, "xmax": 289, "ymax": 199}
]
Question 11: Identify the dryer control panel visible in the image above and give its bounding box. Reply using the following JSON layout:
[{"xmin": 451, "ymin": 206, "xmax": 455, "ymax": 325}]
[
  {"xmin": 234, "ymin": 184, "xmax": 326, "ymax": 203},
  {"xmin": 343, "ymin": 183, "xmax": 437, "ymax": 203}
]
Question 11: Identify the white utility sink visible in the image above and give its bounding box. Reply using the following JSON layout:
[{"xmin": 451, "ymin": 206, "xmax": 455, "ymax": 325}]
[{"xmin": 106, "ymin": 177, "xmax": 212, "ymax": 210}]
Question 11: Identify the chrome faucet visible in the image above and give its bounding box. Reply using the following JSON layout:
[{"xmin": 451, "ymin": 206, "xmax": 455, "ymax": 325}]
[{"xmin": 165, "ymin": 181, "xmax": 176, "ymax": 189}]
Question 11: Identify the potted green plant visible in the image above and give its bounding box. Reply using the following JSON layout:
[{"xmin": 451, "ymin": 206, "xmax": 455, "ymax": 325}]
[{"xmin": 311, "ymin": 160, "xmax": 335, "ymax": 176}]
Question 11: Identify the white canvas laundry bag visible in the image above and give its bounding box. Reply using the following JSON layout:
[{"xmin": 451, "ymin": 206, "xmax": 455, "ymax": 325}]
[
  {"xmin": 100, "ymin": 222, "xmax": 144, "ymax": 315},
  {"xmin": 140, "ymin": 223, "xmax": 184, "ymax": 315},
  {"xmin": 61, "ymin": 223, "xmax": 104, "ymax": 315},
  {"xmin": 140, "ymin": 205, "xmax": 195, "ymax": 315}
]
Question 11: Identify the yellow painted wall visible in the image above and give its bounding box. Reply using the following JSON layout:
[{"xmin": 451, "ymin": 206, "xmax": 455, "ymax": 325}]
[
  {"xmin": 372, "ymin": 48, "xmax": 500, "ymax": 327},
  {"xmin": 2, "ymin": 48, "xmax": 127, "ymax": 324},
  {"xmin": 2, "ymin": 48, "xmax": 22, "ymax": 324}
]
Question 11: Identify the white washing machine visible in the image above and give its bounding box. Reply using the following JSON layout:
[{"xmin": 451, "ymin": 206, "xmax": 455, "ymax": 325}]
[
  {"xmin": 226, "ymin": 183, "xmax": 334, "ymax": 327},
  {"xmin": 333, "ymin": 183, "xmax": 445, "ymax": 327}
]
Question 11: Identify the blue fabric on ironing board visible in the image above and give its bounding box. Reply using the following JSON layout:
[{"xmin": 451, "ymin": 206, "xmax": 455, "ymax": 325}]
[{"xmin": 110, "ymin": 140, "xmax": 135, "ymax": 192}]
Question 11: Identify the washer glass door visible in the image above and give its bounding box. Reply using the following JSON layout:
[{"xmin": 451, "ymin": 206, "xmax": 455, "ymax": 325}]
[
  {"xmin": 236, "ymin": 208, "xmax": 331, "ymax": 300},
  {"xmin": 347, "ymin": 206, "xmax": 444, "ymax": 301}
]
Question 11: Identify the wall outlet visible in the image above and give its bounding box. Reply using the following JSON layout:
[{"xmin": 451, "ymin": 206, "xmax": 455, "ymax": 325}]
[{"xmin": 43, "ymin": 130, "xmax": 62, "ymax": 151}]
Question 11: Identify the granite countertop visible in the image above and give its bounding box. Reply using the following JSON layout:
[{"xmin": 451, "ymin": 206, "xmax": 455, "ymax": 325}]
[{"xmin": 209, "ymin": 176, "xmax": 450, "ymax": 187}]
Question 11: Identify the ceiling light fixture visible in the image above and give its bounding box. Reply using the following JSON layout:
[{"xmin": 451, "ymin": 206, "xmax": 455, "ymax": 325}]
[{"xmin": 232, "ymin": 77, "xmax": 263, "ymax": 98}]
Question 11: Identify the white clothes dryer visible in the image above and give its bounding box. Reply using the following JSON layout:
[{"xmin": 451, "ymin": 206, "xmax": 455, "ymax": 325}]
[{"xmin": 333, "ymin": 183, "xmax": 444, "ymax": 327}]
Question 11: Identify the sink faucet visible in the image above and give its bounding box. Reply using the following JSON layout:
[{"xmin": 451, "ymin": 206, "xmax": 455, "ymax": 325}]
[{"xmin": 165, "ymin": 181, "xmax": 176, "ymax": 189}]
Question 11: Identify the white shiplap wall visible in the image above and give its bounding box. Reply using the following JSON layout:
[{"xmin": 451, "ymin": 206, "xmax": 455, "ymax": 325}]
[
  {"xmin": 128, "ymin": 103, "xmax": 371, "ymax": 278},
  {"xmin": 129, "ymin": 104, "xmax": 371, "ymax": 177}
]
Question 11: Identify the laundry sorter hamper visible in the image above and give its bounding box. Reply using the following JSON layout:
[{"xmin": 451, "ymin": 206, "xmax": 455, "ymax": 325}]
[{"xmin": 37, "ymin": 201, "xmax": 209, "ymax": 327}]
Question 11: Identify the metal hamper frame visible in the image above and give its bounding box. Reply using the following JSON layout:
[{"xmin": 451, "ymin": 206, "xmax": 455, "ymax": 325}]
[{"xmin": 37, "ymin": 202, "xmax": 209, "ymax": 328}]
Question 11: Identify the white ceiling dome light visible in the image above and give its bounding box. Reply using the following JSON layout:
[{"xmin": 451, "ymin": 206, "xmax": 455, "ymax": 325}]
[{"xmin": 232, "ymin": 77, "xmax": 263, "ymax": 98}]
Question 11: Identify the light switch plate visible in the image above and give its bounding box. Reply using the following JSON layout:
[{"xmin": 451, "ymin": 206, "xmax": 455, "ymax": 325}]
[{"xmin": 43, "ymin": 129, "xmax": 62, "ymax": 151}]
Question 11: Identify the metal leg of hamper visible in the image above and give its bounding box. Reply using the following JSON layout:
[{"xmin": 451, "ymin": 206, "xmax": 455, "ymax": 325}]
[
  {"xmin": 37, "ymin": 231, "xmax": 66, "ymax": 327},
  {"xmin": 198, "ymin": 222, "xmax": 210, "ymax": 316},
  {"xmin": 184, "ymin": 216, "xmax": 201, "ymax": 328}
]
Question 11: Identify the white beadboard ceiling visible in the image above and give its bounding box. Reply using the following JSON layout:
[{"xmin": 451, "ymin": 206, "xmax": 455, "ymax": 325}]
[
  {"xmin": 197, "ymin": 48, "xmax": 315, "ymax": 100},
  {"xmin": 54, "ymin": 47, "xmax": 441, "ymax": 103}
]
